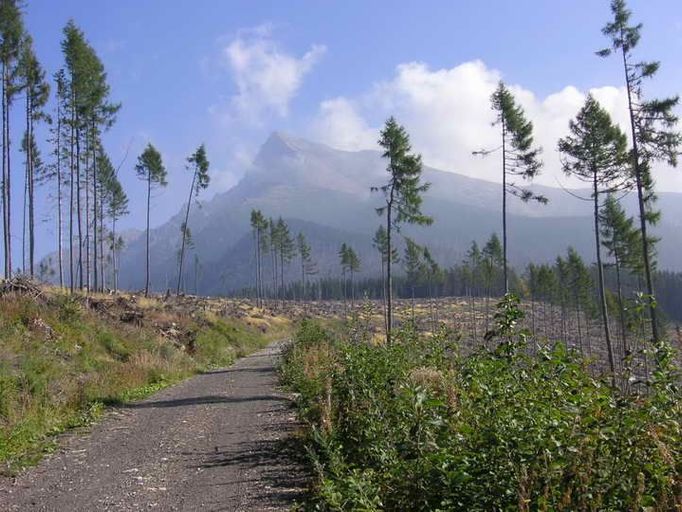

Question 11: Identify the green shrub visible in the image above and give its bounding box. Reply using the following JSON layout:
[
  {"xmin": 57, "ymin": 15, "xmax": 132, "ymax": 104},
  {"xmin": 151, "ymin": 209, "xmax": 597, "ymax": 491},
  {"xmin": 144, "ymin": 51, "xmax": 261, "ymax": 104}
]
[{"xmin": 283, "ymin": 297, "xmax": 682, "ymax": 511}]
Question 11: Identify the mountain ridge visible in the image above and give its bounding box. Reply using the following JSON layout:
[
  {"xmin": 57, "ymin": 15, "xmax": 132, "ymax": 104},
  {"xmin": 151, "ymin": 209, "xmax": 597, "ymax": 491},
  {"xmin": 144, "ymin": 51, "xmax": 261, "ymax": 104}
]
[{"xmin": 44, "ymin": 131, "xmax": 682, "ymax": 293}]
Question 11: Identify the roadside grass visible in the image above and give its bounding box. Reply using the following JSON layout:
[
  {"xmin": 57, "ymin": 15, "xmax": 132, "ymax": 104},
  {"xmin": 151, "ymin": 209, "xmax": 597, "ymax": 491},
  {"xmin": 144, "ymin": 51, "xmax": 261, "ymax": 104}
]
[{"xmin": 0, "ymin": 290, "xmax": 292, "ymax": 475}]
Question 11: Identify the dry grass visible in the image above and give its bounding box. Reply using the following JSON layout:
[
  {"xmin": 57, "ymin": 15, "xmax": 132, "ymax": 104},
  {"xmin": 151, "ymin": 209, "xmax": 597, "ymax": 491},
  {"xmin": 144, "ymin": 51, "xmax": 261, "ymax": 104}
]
[{"xmin": 0, "ymin": 284, "xmax": 294, "ymax": 474}]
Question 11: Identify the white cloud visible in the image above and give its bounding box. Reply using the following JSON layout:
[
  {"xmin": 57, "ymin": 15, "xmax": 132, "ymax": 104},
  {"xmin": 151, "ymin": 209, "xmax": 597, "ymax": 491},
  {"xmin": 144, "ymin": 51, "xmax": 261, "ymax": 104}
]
[
  {"xmin": 312, "ymin": 97, "xmax": 376, "ymax": 151},
  {"xmin": 222, "ymin": 24, "xmax": 325, "ymax": 125},
  {"xmin": 310, "ymin": 60, "xmax": 682, "ymax": 192}
]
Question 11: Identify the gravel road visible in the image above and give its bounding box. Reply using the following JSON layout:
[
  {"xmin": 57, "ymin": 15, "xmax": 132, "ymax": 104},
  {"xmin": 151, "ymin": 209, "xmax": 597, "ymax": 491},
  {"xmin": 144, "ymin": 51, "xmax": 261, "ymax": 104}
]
[{"xmin": 0, "ymin": 342, "xmax": 306, "ymax": 511}]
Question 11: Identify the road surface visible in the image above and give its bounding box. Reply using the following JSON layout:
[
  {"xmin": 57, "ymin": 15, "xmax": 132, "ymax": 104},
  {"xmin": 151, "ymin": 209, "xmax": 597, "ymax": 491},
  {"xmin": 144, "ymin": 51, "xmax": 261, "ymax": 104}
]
[{"xmin": 0, "ymin": 342, "xmax": 306, "ymax": 511}]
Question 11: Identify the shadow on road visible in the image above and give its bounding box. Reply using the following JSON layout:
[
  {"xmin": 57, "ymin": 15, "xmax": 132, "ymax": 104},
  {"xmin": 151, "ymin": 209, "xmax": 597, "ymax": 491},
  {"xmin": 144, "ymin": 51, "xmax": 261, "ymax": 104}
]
[
  {"xmin": 185, "ymin": 429, "xmax": 310, "ymax": 509},
  {"xmin": 119, "ymin": 394, "xmax": 287, "ymax": 408}
]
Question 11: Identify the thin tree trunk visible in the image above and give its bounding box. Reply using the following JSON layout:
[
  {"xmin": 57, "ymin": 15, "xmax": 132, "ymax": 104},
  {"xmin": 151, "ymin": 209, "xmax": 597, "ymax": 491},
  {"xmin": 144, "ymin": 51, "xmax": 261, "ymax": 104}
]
[
  {"xmin": 1, "ymin": 61, "xmax": 6, "ymax": 279},
  {"xmin": 593, "ymin": 173, "xmax": 615, "ymax": 380},
  {"xmin": 501, "ymin": 117, "xmax": 508, "ymax": 294},
  {"xmin": 76, "ymin": 124, "xmax": 83, "ymax": 289},
  {"xmin": 386, "ymin": 195, "xmax": 393, "ymax": 344},
  {"xmin": 614, "ymin": 258, "xmax": 628, "ymax": 359},
  {"xmin": 144, "ymin": 172, "xmax": 151, "ymax": 297},
  {"xmin": 69, "ymin": 92, "xmax": 75, "ymax": 292},
  {"xmin": 56, "ymin": 107, "xmax": 64, "ymax": 287},
  {"xmin": 620, "ymin": 34, "xmax": 659, "ymax": 343},
  {"xmin": 4, "ymin": 66, "xmax": 12, "ymax": 278},
  {"xmin": 112, "ymin": 216, "xmax": 118, "ymax": 292},
  {"xmin": 176, "ymin": 172, "xmax": 196, "ymax": 295},
  {"xmin": 85, "ymin": 130, "xmax": 90, "ymax": 290}
]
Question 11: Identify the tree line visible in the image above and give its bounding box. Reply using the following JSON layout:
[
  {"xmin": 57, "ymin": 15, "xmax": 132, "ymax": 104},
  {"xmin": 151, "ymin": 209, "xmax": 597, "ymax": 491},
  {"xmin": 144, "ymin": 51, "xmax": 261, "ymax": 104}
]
[{"xmin": 1, "ymin": 1, "xmax": 212, "ymax": 297}]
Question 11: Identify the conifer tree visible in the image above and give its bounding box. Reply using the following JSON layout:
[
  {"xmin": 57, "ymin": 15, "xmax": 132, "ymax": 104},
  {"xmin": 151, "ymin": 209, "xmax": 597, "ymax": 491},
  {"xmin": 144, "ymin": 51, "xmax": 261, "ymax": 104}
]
[
  {"xmin": 373, "ymin": 117, "xmax": 432, "ymax": 344},
  {"xmin": 18, "ymin": 35, "xmax": 49, "ymax": 278},
  {"xmin": 135, "ymin": 143, "xmax": 166, "ymax": 297},
  {"xmin": 296, "ymin": 232, "xmax": 316, "ymax": 300},
  {"xmin": 99, "ymin": 151, "xmax": 127, "ymax": 291},
  {"xmin": 250, "ymin": 209, "xmax": 268, "ymax": 306},
  {"xmin": 176, "ymin": 144, "xmax": 209, "ymax": 295},
  {"xmin": 482, "ymin": 233, "xmax": 504, "ymax": 325},
  {"xmin": 558, "ymin": 94, "xmax": 630, "ymax": 377},
  {"xmin": 338, "ymin": 242, "xmax": 349, "ymax": 308},
  {"xmin": 600, "ymin": 194, "xmax": 641, "ymax": 358},
  {"xmin": 274, "ymin": 217, "xmax": 294, "ymax": 298},
  {"xmin": 476, "ymin": 82, "xmax": 545, "ymax": 293},
  {"xmin": 49, "ymin": 69, "xmax": 68, "ymax": 287},
  {"xmin": 1, "ymin": 0, "xmax": 25, "ymax": 277},
  {"xmin": 268, "ymin": 218, "xmax": 278, "ymax": 298},
  {"xmin": 403, "ymin": 237, "xmax": 423, "ymax": 300},
  {"xmin": 566, "ymin": 247, "xmax": 595, "ymax": 354},
  {"xmin": 346, "ymin": 245, "xmax": 360, "ymax": 305},
  {"xmin": 598, "ymin": 0, "xmax": 681, "ymax": 342}
]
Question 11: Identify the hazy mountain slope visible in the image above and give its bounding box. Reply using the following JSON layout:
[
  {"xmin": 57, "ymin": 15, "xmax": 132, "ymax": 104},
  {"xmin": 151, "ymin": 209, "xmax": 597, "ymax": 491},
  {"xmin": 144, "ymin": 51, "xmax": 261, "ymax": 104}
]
[{"xmin": 111, "ymin": 132, "xmax": 682, "ymax": 294}]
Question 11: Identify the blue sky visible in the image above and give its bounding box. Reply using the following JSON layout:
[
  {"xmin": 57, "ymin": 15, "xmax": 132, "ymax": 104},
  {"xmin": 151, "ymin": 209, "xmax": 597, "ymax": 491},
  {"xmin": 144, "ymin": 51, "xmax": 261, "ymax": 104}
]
[{"xmin": 20, "ymin": 0, "xmax": 682, "ymax": 262}]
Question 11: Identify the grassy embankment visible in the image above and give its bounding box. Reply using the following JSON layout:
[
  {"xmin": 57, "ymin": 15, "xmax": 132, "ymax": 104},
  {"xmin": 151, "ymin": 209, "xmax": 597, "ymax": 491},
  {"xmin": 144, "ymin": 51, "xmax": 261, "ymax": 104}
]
[
  {"xmin": 282, "ymin": 295, "xmax": 682, "ymax": 511},
  {"xmin": 0, "ymin": 286, "xmax": 292, "ymax": 474}
]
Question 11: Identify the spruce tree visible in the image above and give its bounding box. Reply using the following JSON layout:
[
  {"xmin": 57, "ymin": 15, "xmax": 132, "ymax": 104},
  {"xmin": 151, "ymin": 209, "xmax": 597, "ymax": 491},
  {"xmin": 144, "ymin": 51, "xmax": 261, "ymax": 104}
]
[
  {"xmin": 0, "ymin": 0, "xmax": 25, "ymax": 277},
  {"xmin": 99, "ymin": 151, "xmax": 127, "ymax": 291},
  {"xmin": 403, "ymin": 237, "xmax": 423, "ymax": 300},
  {"xmin": 18, "ymin": 35, "xmax": 49, "ymax": 278},
  {"xmin": 296, "ymin": 232, "xmax": 316, "ymax": 300},
  {"xmin": 176, "ymin": 144, "xmax": 209, "ymax": 295},
  {"xmin": 558, "ymin": 94, "xmax": 630, "ymax": 378},
  {"xmin": 373, "ymin": 117, "xmax": 432, "ymax": 344},
  {"xmin": 338, "ymin": 242, "xmax": 349, "ymax": 308},
  {"xmin": 476, "ymin": 82, "xmax": 545, "ymax": 293},
  {"xmin": 49, "ymin": 69, "xmax": 68, "ymax": 287},
  {"xmin": 135, "ymin": 143, "xmax": 166, "ymax": 297},
  {"xmin": 600, "ymin": 194, "xmax": 641, "ymax": 359},
  {"xmin": 250, "ymin": 209, "xmax": 268, "ymax": 306},
  {"xmin": 346, "ymin": 245, "xmax": 360, "ymax": 306},
  {"xmin": 598, "ymin": 0, "xmax": 681, "ymax": 342},
  {"xmin": 274, "ymin": 217, "xmax": 294, "ymax": 298}
]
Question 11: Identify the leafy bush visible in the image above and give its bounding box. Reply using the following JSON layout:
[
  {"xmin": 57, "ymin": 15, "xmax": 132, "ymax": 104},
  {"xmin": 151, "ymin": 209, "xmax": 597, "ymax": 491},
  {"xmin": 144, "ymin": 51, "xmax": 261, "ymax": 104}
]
[{"xmin": 282, "ymin": 298, "xmax": 682, "ymax": 511}]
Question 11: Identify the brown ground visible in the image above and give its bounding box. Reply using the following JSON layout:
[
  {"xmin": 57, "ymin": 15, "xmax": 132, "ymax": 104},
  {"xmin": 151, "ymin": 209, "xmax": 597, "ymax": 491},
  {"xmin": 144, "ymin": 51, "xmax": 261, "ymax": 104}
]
[{"xmin": 0, "ymin": 342, "xmax": 306, "ymax": 512}]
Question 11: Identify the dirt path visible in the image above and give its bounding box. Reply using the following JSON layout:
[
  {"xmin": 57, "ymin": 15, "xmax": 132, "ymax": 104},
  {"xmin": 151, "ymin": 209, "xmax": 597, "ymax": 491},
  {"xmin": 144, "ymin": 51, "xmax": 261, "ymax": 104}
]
[{"xmin": 0, "ymin": 342, "xmax": 306, "ymax": 511}]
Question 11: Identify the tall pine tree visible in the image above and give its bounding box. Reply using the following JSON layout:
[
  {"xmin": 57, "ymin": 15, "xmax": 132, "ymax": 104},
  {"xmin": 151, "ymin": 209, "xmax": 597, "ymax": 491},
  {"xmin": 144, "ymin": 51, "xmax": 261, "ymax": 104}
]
[
  {"xmin": 135, "ymin": 143, "xmax": 166, "ymax": 297},
  {"xmin": 597, "ymin": 0, "xmax": 681, "ymax": 342},
  {"xmin": 558, "ymin": 94, "xmax": 630, "ymax": 378},
  {"xmin": 373, "ymin": 117, "xmax": 432, "ymax": 344},
  {"xmin": 176, "ymin": 144, "xmax": 209, "ymax": 294}
]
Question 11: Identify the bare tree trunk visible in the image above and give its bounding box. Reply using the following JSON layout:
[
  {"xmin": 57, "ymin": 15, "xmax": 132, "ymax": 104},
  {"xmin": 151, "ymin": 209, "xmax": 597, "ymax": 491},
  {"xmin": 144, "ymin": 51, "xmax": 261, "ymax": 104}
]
[
  {"xmin": 593, "ymin": 174, "xmax": 615, "ymax": 380},
  {"xmin": 69, "ymin": 93, "xmax": 75, "ymax": 292},
  {"xmin": 144, "ymin": 172, "xmax": 151, "ymax": 297},
  {"xmin": 1, "ymin": 61, "xmax": 7, "ymax": 279},
  {"xmin": 386, "ymin": 195, "xmax": 393, "ymax": 344},
  {"xmin": 620, "ymin": 37, "xmax": 659, "ymax": 343},
  {"xmin": 4, "ymin": 64, "xmax": 13, "ymax": 278},
  {"xmin": 501, "ymin": 117, "xmax": 508, "ymax": 294},
  {"xmin": 56, "ymin": 109, "xmax": 64, "ymax": 287},
  {"xmin": 76, "ymin": 123, "xmax": 83, "ymax": 290}
]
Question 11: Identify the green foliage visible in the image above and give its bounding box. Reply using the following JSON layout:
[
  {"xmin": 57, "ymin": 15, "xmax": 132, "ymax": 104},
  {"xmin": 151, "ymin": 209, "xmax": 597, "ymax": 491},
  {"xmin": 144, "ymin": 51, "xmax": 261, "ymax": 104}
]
[
  {"xmin": 135, "ymin": 143, "xmax": 167, "ymax": 186},
  {"xmin": 490, "ymin": 81, "xmax": 545, "ymax": 204},
  {"xmin": 283, "ymin": 301, "xmax": 681, "ymax": 511},
  {"xmin": 187, "ymin": 143, "xmax": 210, "ymax": 196},
  {"xmin": 374, "ymin": 117, "xmax": 433, "ymax": 228}
]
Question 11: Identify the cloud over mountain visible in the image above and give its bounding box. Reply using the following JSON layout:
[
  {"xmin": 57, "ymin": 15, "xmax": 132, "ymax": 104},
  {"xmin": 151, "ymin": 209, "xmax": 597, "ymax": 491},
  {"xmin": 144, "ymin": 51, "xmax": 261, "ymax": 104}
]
[{"xmin": 310, "ymin": 60, "xmax": 681, "ymax": 191}]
